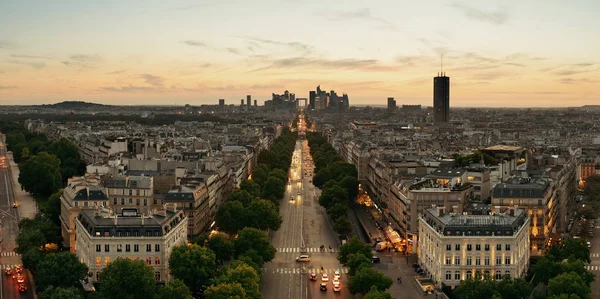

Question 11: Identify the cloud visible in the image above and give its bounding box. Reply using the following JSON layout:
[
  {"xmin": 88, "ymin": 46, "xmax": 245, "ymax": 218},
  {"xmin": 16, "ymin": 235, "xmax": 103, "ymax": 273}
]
[
  {"xmin": 106, "ymin": 69, "xmax": 127, "ymax": 75},
  {"xmin": 10, "ymin": 54, "xmax": 53, "ymax": 60},
  {"xmin": 140, "ymin": 74, "xmax": 165, "ymax": 87},
  {"xmin": 99, "ymin": 85, "xmax": 158, "ymax": 93},
  {"xmin": 241, "ymin": 37, "xmax": 312, "ymax": 53},
  {"xmin": 248, "ymin": 57, "xmax": 398, "ymax": 73},
  {"xmin": 0, "ymin": 85, "xmax": 17, "ymax": 90},
  {"xmin": 560, "ymin": 78, "xmax": 599, "ymax": 84},
  {"xmin": 484, "ymin": 91, "xmax": 569, "ymax": 95},
  {"xmin": 226, "ymin": 48, "xmax": 241, "ymax": 55},
  {"xmin": 182, "ymin": 40, "xmax": 208, "ymax": 47},
  {"xmin": 328, "ymin": 8, "xmax": 397, "ymax": 30},
  {"xmin": 450, "ymin": 3, "xmax": 509, "ymax": 25},
  {"xmin": 62, "ymin": 54, "xmax": 102, "ymax": 68},
  {"xmin": 6, "ymin": 60, "xmax": 46, "ymax": 69}
]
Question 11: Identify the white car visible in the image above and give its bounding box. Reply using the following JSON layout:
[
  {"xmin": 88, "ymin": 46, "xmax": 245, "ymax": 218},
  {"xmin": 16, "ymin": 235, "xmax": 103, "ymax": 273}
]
[
  {"xmin": 333, "ymin": 281, "xmax": 340, "ymax": 292},
  {"xmin": 334, "ymin": 270, "xmax": 340, "ymax": 279},
  {"xmin": 321, "ymin": 274, "xmax": 329, "ymax": 282}
]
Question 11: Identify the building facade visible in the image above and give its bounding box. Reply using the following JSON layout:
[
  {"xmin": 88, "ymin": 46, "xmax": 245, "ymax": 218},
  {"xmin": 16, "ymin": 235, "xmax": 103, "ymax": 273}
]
[
  {"xmin": 418, "ymin": 206, "xmax": 530, "ymax": 288},
  {"xmin": 104, "ymin": 175, "xmax": 157, "ymax": 213},
  {"xmin": 433, "ymin": 73, "xmax": 450, "ymax": 124}
]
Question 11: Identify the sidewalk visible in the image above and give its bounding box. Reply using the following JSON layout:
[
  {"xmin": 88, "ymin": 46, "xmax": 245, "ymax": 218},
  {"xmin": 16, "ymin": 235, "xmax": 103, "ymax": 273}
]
[{"xmin": 9, "ymin": 161, "xmax": 38, "ymax": 220}]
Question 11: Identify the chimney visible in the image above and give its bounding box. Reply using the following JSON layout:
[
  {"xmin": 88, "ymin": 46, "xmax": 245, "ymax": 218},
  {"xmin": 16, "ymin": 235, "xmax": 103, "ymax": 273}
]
[{"xmin": 438, "ymin": 207, "xmax": 444, "ymax": 217}]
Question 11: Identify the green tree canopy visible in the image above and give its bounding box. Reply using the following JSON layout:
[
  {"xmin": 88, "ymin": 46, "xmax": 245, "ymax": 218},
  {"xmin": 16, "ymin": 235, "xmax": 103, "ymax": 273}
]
[
  {"xmin": 214, "ymin": 262, "xmax": 261, "ymax": 299},
  {"xmin": 247, "ymin": 199, "xmax": 282, "ymax": 231},
  {"xmin": 239, "ymin": 180, "xmax": 261, "ymax": 199},
  {"xmin": 207, "ymin": 233, "xmax": 235, "ymax": 264},
  {"xmin": 262, "ymin": 177, "xmax": 285, "ymax": 203},
  {"xmin": 48, "ymin": 138, "xmax": 85, "ymax": 181},
  {"xmin": 547, "ymin": 272, "xmax": 591, "ymax": 299},
  {"xmin": 98, "ymin": 258, "xmax": 157, "ymax": 299},
  {"xmin": 583, "ymin": 174, "xmax": 600, "ymax": 200},
  {"xmin": 169, "ymin": 244, "xmax": 217, "ymax": 295},
  {"xmin": 340, "ymin": 175, "xmax": 359, "ymax": 199},
  {"xmin": 326, "ymin": 203, "xmax": 347, "ymax": 220},
  {"xmin": 215, "ymin": 200, "xmax": 247, "ymax": 235},
  {"xmin": 157, "ymin": 279, "xmax": 193, "ymax": 299},
  {"xmin": 35, "ymin": 252, "xmax": 88, "ymax": 293},
  {"xmin": 346, "ymin": 253, "xmax": 372, "ymax": 276},
  {"xmin": 42, "ymin": 189, "xmax": 63, "ymax": 227},
  {"xmin": 339, "ymin": 237, "xmax": 372, "ymax": 264},
  {"xmin": 21, "ymin": 247, "xmax": 44, "ymax": 274},
  {"xmin": 333, "ymin": 216, "xmax": 353, "ymax": 236},
  {"xmin": 453, "ymin": 275, "xmax": 500, "ymax": 299},
  {"xmin": 18, "ymin": 151, "xmax": 62, "ymax": 196},
  {"xmin": 38, "ymin": 286, "xmax": 83, "ymax": 299},
  {"xmin": 204, "ymin": 283, "xmax": 246, "ymax": 299},
  {"xmin": 234, "ymin": 228, "xmax": 276, "ymax": 265},
  {"xmin": 348, "ymin": 268, "xmax": 393, "ymax": 295},
  {"xmin": 226, "ymin": 190, "xmax": 255, "ymax": 206},
  {"xmin": 251, "ymin": 165, "xmax": 269, "ymax": 187},
  {"xmin": 363, "ymin": 286, "xmax": 393, "ymax": 299}
]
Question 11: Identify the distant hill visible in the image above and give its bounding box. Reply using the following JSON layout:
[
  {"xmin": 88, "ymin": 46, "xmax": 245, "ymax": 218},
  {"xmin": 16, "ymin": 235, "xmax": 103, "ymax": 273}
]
[{"xmin": 36, "ymin": 101, "xmax": 112, "ymax": 109}]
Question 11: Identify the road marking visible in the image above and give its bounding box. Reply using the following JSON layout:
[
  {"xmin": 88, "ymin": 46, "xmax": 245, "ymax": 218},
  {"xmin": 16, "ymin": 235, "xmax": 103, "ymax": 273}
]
[
  {"xmin": 262, "ymin": 267, "xmax": 349, "ymax": 275},
  {"xmin": 276, "ymin": 247, "xmax": 339, "ymax": 253},
  {"xmin": 592, "ymin": 253, "xmax": 600, "ymax": 258},
  {"xmin": 586, "ymin": 265, "xmax": 599, "ymax": 271},
  {"xmin": 0, "ymin": 252, "xmax": 20, "ymax": 257},
  {"xmin": 0, "ymin": 264, "xmax": 22, "ymax": 270}
]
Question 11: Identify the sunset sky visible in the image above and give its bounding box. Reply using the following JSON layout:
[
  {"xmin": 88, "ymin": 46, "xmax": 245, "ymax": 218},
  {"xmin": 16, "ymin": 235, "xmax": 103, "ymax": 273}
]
[{"xmin": 0, "ymin": 0, "xmax": 599, "ymax": 107}]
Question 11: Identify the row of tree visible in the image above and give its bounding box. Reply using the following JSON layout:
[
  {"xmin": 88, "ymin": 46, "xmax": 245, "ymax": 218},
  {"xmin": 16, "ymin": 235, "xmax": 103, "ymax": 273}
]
[
  {"xmin": 306, "ymin": 132, "xmax": 358, "ymax": 237},
  {"xmin": 450, "ymin": 238, "xmax": 593, "ymax": 299},
  {"xmin": 338, "ymin": 237, "xmax": 393, "ymax": 296}
]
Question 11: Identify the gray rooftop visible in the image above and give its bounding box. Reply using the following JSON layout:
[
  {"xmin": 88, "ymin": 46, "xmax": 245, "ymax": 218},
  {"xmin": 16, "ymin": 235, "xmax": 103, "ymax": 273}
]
[
  {"xmin": 77, "ymin": 208, "xmax": 185, "ymax": 237},
  {"xmin": 104, "ymin": 175, "xmax": 152, "ymax": 189},
  {"xmin": 492, "ymin": 178, "xmax": 549, "ymax": 198},
  {"xmin": 422, "ymin": 207, "xmax": 529, "ymax": 237}
]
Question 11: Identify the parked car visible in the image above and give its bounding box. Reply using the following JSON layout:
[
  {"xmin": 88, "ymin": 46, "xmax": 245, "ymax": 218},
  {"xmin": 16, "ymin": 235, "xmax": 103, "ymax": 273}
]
[{"xmin": 372, "ymin": 256, "xmax": 380, "ymax": 263}]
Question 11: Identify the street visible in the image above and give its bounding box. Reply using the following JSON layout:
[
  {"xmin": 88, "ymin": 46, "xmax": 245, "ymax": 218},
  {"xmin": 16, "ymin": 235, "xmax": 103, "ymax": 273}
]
[
  {"xmin": 0, "ymin": 157, "xmax": 35, "ymax": 299},
  {"xmin": 583, "ymin": 218, "xmax": 600, "ymax": 298},
  {"xmin": 261, "ymin": 137, "xmax": 351, "ymax": 299}
]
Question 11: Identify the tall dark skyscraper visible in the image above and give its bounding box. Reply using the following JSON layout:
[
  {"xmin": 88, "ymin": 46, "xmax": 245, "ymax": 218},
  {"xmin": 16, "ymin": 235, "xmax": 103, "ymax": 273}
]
[
  {"xmin": 309, "ymin": 91, "xmax": 316, "ymax": 110},
  {"xmin": 254, "ymin": 100, "xmax": 257, "ymax": 106},
  {"xmin": 387, "ymin": 97, "xmax": 396, "ymax": 111},
  {"xmin": 433, "ymin": 72, "xmax": 450, "ymax": 123},
  {"xmin": 241, "ymin": 99, "xmax": 244, "ymax": 106},
  {"xmin": 246, "ymin": 95, "xmax": 251, "ymax": 106},
  {"xmin": 219, "ymin": 99, "xmax": 225, "ymax": 107}
]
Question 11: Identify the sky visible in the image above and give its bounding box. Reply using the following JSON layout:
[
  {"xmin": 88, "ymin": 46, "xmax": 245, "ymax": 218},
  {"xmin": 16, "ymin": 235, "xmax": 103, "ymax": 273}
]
[{"xmin": 0, "ymin": 0, "xmax": 599, "ymax": 107}]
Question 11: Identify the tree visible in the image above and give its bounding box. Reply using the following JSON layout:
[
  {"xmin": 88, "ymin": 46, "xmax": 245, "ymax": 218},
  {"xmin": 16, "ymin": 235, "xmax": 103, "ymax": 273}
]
[
  {"xmin": 453, "ymin": 275, "xmax": 499, "ymax": 299},
  {"xmin": 18, "ymin": 151, "xmax": 62, "ymax": 196},
  {"xmin": 327, "ymin": 203, "xmax": 347, "ymax": 220},
  {"xmin": 547, "ymin": 272, "xmax": 590, "ymax": 299},
  {"xmin": 340, "ymin": 175, "xmax": 359, "ymax": 199},
  {"xmin": 39, "ymin": 286, "xmax": 83, "ymax": 299},
  {"xmin": 496, "ymin": 277, "xmax": 532, "ymax": 299},
  {"xmin": 48, "ymin": 138, "xmax": 85, "ymax": 181},
  {"xmin": 15, "ymin": 228, "xmax": 46, "ymax": 255},
  {"xmin": 21, "ymin": 147, "xmax": 30, "ymax": 160},
  {"xmin": 204, "ymin": 283, "xmax": 246, "ymax": 299},
  {"xmin": 532, "ymin": 256, "xmax": 561, "ymax": 285},
  {"xmin": 339, "ymin": 237, "xmax": 372, "ymax": 264},
  {"xmin": 252, "ymin": 166, "xmax": 269, "ymax": 187},
  {"xmin": 261, "ymin": 177, "xmax": 285, "ymax": 203},
  {"xmin": 346, "ymin": 253, "xmax": 371, "ymax": 276},
  {"xmin": 247, "ymin": 199, "xmax": 282, "ymax": 231},
  {"xmin": 192, "ymin": 232, "xmax": 211, "ymax": 246},
  {"xmin": 215, "ymin": 201, "xmax": 247, "ymax": 235},
  {"xmin": 319, "ymin": 185, "xmax": 348, "ymax": 208},
  {"xmin": 333, "ymin": 216, "xmax": 353, "ymax": 236},
  {"xmin": 268, "ymin": 168, "xmax": 287, "ymax": 183},
  {"xmin": 363, "ymin": 286, "xmax": 393, "ymax": 299},
  {"xmin": 35, "ymin": 252, "xmax": 88, "ymax": 293},
  {"xmin": 21, "ymin": 247, "xmax": 44, "ymax": 274},
  {"xmin": 583, "ymin": 174, "xmax": 600, "ymax": 200},
  {"xmin": 226, "ymin": 190, "xmax": 255, "ymax": 206},
  {"xmin": 561, "ymin": 238, "xmax": 591, "ymax": 264},
  {"xmin": 157, "ymin": 279, "xmax": 193, "ymax": 299},
  {"xmin": 214, "ymin": 262, "xmax": 261, "ymax": 299},
  {"xmin": 549, "ymin": 294, "xmax": 582, "ymax": 299},
  {"xmin": 98, "ymin": 258, "xmax": 157, "ymax": 299},
  {"xmin": 234, "ymin": 228, "xmax": 276, "ymax": 265},
  {"xmin": 207, "ymin": 233, "xmax": 235, "ymax": 264},
  {"xmin": 169, "ymin": 245, "xmax": 217, "ymax": 295},
  {"xmin": 348, "ymin": 268, "xmax": 392, "ymax": 295},
  {"xmin": 42, "ymin": 189, "xmax": 63, "ymax": 227},
  {"xmin": 239, "ymin": 180, "xmax": 261, "ymax": 199},
  {"xmin": 17, "ymin": 215, "xmax": 61, "ymax": 249}
]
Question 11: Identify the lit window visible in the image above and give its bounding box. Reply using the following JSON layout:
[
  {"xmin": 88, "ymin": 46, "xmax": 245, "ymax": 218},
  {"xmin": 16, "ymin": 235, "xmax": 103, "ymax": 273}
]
[
  {"xmin": 155, "ymin": 256, "xmax": 160, "ymax": 265},
  {"xmin": 146, "ymin": 257, "xmax": 152, "ymax": 265},
  {"xmin": 95, "ymin": 257, "xmax": 101, "ymax": 267},
  {"xmin": 104, "ymin": 257, "xmax": 110, "ymax": 267}
]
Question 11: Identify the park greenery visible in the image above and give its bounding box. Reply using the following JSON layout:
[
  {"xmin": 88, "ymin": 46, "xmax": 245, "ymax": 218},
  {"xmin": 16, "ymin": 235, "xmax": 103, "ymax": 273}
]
[
  {"xmin": 307, "ymin": 132, "xmax": 358, "ymax": 237},
  {"xmin": 338, "ymin": 237, "xmax": 393, "ymax": 296}
]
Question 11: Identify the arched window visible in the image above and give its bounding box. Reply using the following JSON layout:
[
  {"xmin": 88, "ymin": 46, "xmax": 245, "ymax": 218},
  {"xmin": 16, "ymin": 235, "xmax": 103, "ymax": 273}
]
[
  {"xmin": 445, "ymin": 271, "xmax": 451, "ymax": 280},
  {"xmin": 466, "ymin": 270, "xmax": 472, "ymax": 280},
  {"xmin": 505, "ymin": 270, "xmax": 511, "ymax": 278},
  {"xmin": 495, "ymin": 270, "xmax": 502, "ymax": 280}
]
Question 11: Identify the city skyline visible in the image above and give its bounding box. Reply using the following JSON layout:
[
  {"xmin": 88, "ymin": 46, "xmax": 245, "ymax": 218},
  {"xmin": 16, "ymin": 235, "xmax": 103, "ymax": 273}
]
[{"xmin": 1, "ymin": 0, "xmax": 599, "ymax": 107}]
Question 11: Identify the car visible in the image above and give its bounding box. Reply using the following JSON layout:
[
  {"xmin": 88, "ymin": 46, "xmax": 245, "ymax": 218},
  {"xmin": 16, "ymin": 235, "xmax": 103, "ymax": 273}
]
[
  {"xmin": 12, "ymin": 203, "xmax": 16, "ymax": 208},
  {"xmin": 309, "ymin": 273, "xmax": 318, "ymax": 281},
  {"xmin": 4, "ymin": 268, "xmax": 11, "ymax": 275},
  {"xmin": 320, "ymin": 283, "xmax": 327, "ymax": 291},
  {"xmin": 15, "ymin": 266, "xmax": 23, "ymax": 273},
  {"xmin": 333, "ymin": 281, "xmax": 341, "ymax": 292},
  {"xmin": 296, "ymin": 255, "xmax": 310, "ymax": 262},
  {"xmin": 18, "ymin": 284, "xmax": 27, "ymax": 293},
  {"xmin": 334, "ymin": 270, "xmax": 340, "ymax": 279},
  {"xmin": 372, "ymin": 256, "xmax": 381, "ymax": 263},
  {"xmin": 587, "ymin": 241, "xmax": 592, "ymax": 248},
  {"xmin": 321, "ymin": 274, "xmax": 329, "ymax": 282},
  {"xmin": 333, "ymin": 276, "xmax": 339, "ymax": 283},
  {"xmin": 16, "ymin": 274, "xmax": 24, "ymax": 283}
]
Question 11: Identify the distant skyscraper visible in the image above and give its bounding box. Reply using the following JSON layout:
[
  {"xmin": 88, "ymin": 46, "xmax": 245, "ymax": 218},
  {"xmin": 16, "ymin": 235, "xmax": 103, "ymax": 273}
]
[
  {"xmin": 309, "ymin": 91, "xmax": 316, "ymax": 110},
  {"xmin": 254, "ymin": 100, "xmax": 257, "ymax": 106},
  {"xmin": 247, "ymin": 95, "xmax": 251, "ymax": 106},
  {"xmin": 433, "ymin": 73, "xmax": 450, "ymax": 124},
  {"xmin": 241, "ymin": 99, "xmax": 244, "ymax": 106},
  {"xmin": 387, "ymin": 97, "xmax": 396, "ymax": 111},
  {"xmin": 219, "ymin": 99, "xmax": 225, "ymax": 107}
]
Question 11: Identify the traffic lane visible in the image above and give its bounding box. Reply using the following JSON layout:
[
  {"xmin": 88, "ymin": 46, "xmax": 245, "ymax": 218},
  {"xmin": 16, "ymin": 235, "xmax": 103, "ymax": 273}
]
[
  {"xmin": 307, "ymin": 255, "xmax": 351, "ymax": 299},
  {"xmin": 2, "ymin": 270, "xmax": 35, "ymax": 299},
  {"xmin": 590, "ymin": 220, "xmax": 600, "ymax": 298}
]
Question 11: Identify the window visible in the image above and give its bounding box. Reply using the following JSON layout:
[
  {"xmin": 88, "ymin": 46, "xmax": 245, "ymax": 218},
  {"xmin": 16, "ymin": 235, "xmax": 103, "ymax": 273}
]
[
  {"xmin": 96, "ymin": 272, "xmax": 100, "ymax": 281},
  {"xmin": 96, "ymin": 245, "xmax": 101, "ymax": 252},
  {"xmin": 121, "ymin": 198, "xmax": 125, "ymax": 205},
  {"xmin": 446, "ymin": 257, "xmax": 451, "ymax": 265},
  {"xmin": 476, "ymin": 257, "xmax": 481, "ymax": 266},
  {"xmin": 134, "ymin": 244, "xmax": 139, "ymax": 252},
  {"xmin": 129, "ymin": 190, "xmax": 133, "ymax": 196},
  {"xmin": 117, "ymin": 245, "xmax": 122, "ymax": 252},
  {"xmin": 454, "ymin": 257, "xmax": 461, "ymax": 265},
  {"xmin": 75, "ymin": 202, "xmax": 78, "ymax": 207},
  {"xmin": 455, "ymin": 271, "xmax": 460, "ymax": 280},
  {"xmin": 84, "ymin": 201, "xmax": 88, "ymax": 207},
  {"xmin": 476, "ymin": 244, "xmax": 481, "ymax": 251},
  {"xmin": 137, "ymin": 199, "xmax": 140, "ymax": 205},
  {"xmin": 446, "ymin": 244, "xmax": 451, "ymax": 251},
  {"xmin": 485, "ymin": 244, "xmax": 490, "ymax": 251},
  {"xmin": 126, "ymin": 244, "xmax": 131, "ymax": 252},
  {"xmin": 95, "ymin": 257, "xmax": 101, "ymax": 267},
  {"xmin": 505, "ymin": 257, "xmax": 511, "ymax": 265},
  {"xmin": 146, "ymin": 257, "xmax": 152, "ymax": 265},
  {"xmin": 155, "ymin": 244, "xmax": 160, "ymax": 252},
  {"xmin": 105, "ymin": 244, "xmax": 110, "ymax": 252},
  {"xmin": 466, "ymin": 271, "xmax": 472, "ymax": 280},
  {"xmin": 455, "ymin": 244, "xmax": 460, "ymax": 251},
  {"xmin": 496, "ymin": 244, "xmax": 502, "ymax": 251},
  {"xmin": 495, "ymin": 270, "xmax": 502, "ymax": 280},
  {"xmin": 154, "ymin": 198, "xmax": 157, "ymax": 205},
  {"xmin": 104, "ymin": 257, "xmax": 110, "ymax": 267},
  {"xmin": 445, "ymin": 271, "xmax": 451, "ymax": 280},
  {"xmin": 505, "ymin": 244, "xmax": 511, "ymax": 251},
  {"xmin": 467, "ymin": 244, "xmax": 472, "ymax": 251},
  {"xmin": 155, "ymin": 271, "xmax": 161, "ymax": 281},
  {"xmin": 496, "ymin": 256, "xmax": 501, "ymax": 265},
  {"xmin": 155, "ymin": 256, "xmax": 160, "ymax": 265},
  {"xmin": 113, "ymin": 198, "xmax": 117, "ymax": 205},
  {"xmin": 505, "ymin": 270, "xmax": 511, "ymax": 278},
  {"xmin": 144, "ymin": 199, "xmax": 147, "ymax": 206},
  {"xmin": 146, "ymin": 244, "xmax": 151, "ymax": 252},
  {"xmin": 466, "ymin": 256, "xmax": 472, "ymax": 266},
  {"xmin": 485, "ymin": 256, "xmax": 490, "ymax": 266},
  {"xmin": 129, "ymin": 198, "xmax": 133, "ymax": 204},
  {"xmin": 136, "ymin": 190, "xmax": 140, "ymax": 196}
]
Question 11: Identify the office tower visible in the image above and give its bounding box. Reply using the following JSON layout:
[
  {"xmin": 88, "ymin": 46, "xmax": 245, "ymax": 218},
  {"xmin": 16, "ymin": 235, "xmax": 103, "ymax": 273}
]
[
  {"xmin": 309, "ymin": 91, "xmax": 316, "ymax": 110},
  {"xmin": 433, "ymin": 72, "xmax": 450, "ymax": 124},
  {"xmin": 240, "ymin": 99, "xmax": 244, "ymax": 106},
  {"xmin": 254, "ymin": 100, "xmax": 257, "ymax": 106},
  {"xmin": 219, "ymin": 99, "xmax": 225, "ymax": 107},
  {"xmin": 387, "ymin": 97, "xmax": 396, "ymax": 110},
  {"xmin": 246, "ymin": 95, "xmax": 251, "ymax": 106}
]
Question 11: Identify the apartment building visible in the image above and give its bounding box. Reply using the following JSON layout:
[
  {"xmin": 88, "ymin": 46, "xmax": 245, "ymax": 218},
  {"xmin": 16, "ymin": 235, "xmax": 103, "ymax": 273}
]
[
  {"xmin": 163, "ymin": 182, "xmax": 210, "ymax": 239},
  {"xmin": 75, "ymin": 206, "xmax": 187, "ymax": 283},
  {"xmin": 481, "ymin": 145, "xmax": 527, "ymax": 187},
  {"xmin": 60, "ymin": 175, "xmax": 108, "ymax": 251},
  {"xmin": 418, "ymin": 206, "xmax": 530, "ymax": 288},
  {"xmin": 104, "ymin": 175, "xmax": 158, "ymax": 213}
]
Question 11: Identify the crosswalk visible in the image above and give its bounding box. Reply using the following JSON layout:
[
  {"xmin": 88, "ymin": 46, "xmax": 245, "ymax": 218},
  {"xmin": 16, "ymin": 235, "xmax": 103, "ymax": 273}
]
[
  {"xmin": 0, "ymin": 264, "xmax": 22, "ymax": 270},
  {"xmin": 591, "ymin": 253, "xmax": 600, "ymax": 258},
  {"xmin": 0, "ymin": 252, "xmax": 20, "ymax": 257},
  {"xmin": 263, "ymin": 267, "xmax": 349, "ymax": 275},
  {"xmin": 276, "ymin": 247, "xmax": 339, "ymax": 253}
]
